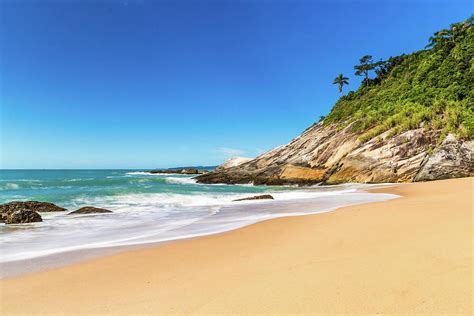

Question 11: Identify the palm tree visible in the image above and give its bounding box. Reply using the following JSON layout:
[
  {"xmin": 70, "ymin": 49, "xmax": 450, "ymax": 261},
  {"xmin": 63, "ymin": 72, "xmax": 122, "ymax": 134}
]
[{"xmin": 333, "ymin": 74, "xmax": 349, "ymax": 93}]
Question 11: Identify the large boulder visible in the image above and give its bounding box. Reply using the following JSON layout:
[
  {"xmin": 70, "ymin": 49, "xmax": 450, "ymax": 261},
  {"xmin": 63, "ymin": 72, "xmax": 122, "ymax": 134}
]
[
  {"xmin": 414, "ymin": 135, "xmax": 473, "ymax": 181},
  {"xmin": 68, "ymin": 206, "xmax": 112, "ymax": 215},
  {"xmin": 0, "ymin": 201, "xmax": 67, "ymax": 214},
  {"xmin": 4, "ymin": 209, "xmax": 42, "ymax": 224},
  {"xmin": 325, "ymin": 128, "xmax": 438, "ymax": 184},
  {"xmin": 0, "ymin": 201, "xmax": 66, "ymax": 223}
]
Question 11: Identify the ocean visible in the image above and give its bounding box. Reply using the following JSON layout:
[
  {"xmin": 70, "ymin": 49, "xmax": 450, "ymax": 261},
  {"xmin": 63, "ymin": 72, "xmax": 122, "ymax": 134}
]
[{"xmin": 0, "ymin": 169, "xmax": 398, "ymax": 277}]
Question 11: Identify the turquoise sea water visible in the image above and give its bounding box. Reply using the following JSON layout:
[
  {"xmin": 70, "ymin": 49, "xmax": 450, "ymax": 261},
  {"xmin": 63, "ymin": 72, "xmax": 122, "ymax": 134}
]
[
  {"xmin": 0, "ymin": 169, "xmax": 284, "ymax": 206},
  {"xmin": 0, "ymin": 169, "xmax": 397, "ymax": 277}
]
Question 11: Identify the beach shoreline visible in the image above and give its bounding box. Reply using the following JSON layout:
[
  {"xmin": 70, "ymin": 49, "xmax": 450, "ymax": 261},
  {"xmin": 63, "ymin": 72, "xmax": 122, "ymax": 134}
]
[
  {"xmin": 0, "ymin": 180, "xmax": 398, "ymax": 279},
  {"xmin": 1, "ymin": 178, "xmax": 472, "ymax": 314}
]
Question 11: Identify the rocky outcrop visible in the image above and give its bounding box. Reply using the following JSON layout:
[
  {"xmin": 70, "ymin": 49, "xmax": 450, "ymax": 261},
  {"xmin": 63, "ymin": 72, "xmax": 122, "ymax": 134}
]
[
  {"xmin": 325, "ymin": 129, "xmax": 439, "ymax": 184},
  {"xmin": 4, "ymin": 210, "xmax": 42, "ymax": 224},
  {"xmin": 1, "ymin": 201, "xmax": 66, "ymax": 223},
  {"xmin": 233, "ymin": 194, "xmax": 274, "ymax": 201},
  {"xmin": 414, "ymin": 134, "xmax": 473, "ymax": 181},
  {"xmin": 68, "ymin": 206, "xmax": 112, "ymax": 215},
  {"xmin": 196, "ymin": 123, "xmax": 473, "ymax": 185},
  {"xmin": 149, "ymin": 168, "xmax": 207, "ymax": 175},
  {"xmin": 0, "ymin": 201, "xmax": 67, "ymax": 214}
]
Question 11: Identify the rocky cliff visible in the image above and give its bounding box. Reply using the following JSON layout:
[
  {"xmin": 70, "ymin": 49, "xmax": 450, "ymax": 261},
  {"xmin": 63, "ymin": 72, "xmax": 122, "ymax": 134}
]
[
  {"xmin": 196, "ymin": 123, "xmax": 473, "ymax": 185},
  {"xmin": 196, "ymin": 17, "xmax": 473, "ymax": 185}
]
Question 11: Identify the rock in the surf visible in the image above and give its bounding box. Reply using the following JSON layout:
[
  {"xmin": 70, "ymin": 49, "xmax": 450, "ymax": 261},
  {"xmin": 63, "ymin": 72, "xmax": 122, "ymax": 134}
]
[
  {"xmin": 4, "ymin": 209, "xmax": 43, "ymax": 224},
  {"xmin": 0, "ymin": 212, "xmax": 9, "ymax": 223},
  {"xmin": 0, "ymin": 201, "xmax": 67, "ymax": 214},
  {"xmin": 233, "ymin": 194, "xmax": 274, "ymax": 202},
  {"xmin": 68, "ymin": 206, "xmax": 113, "ymax": 215}
]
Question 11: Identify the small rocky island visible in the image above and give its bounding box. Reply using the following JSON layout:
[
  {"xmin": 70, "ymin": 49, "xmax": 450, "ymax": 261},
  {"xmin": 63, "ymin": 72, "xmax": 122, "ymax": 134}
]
[{"xmin": 148, "ymin": 168, "xmax": 210, "ymax": 175}]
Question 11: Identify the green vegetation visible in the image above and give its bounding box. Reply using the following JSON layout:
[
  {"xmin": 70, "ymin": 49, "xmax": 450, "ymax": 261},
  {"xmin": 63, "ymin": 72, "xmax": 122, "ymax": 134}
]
[
  {"xmin": 354, "ymin": 55, "xmax": 376, "ymax": 86},
  {"xmin": 324, "ymin": 16, "xmax": 473, "ymax": 142},
  {"xmin": 333, "ymin": 74, "xmax": 349, "ymax": 93}
]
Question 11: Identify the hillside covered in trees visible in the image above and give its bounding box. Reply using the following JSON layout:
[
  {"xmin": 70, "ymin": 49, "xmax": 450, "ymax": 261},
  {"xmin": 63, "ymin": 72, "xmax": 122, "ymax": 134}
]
[
  {"xmin": 325, "ymin": 16, "xmax": 473, "ymax": 143},
  {"xmin": 196, "ymin": 17, "xmax": 473, "ymax": 185}
]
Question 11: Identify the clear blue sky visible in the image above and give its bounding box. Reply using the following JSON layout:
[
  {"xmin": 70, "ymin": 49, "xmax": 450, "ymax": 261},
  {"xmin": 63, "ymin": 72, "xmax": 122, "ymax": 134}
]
[{"xmin": 0, "ymin": 0, "xmax": 470, "ymax": 169}]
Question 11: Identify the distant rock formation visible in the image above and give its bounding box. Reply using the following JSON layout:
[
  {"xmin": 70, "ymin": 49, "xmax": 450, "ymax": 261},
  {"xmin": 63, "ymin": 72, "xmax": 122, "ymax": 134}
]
[
  {"xmin": 196, "ymin": 123, "xmax": 473, "ymax": 185},
  {"xmin": 68, "ymin": 206, "xmax": 112, "ymax": 215},
  {"xmin": 148, "ymin": 168, "xmax": 208, "ymax": 175}
]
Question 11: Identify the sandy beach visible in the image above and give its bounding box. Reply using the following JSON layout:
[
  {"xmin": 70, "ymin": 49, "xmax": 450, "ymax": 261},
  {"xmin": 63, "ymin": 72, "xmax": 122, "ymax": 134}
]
[{"xmin": 0, "ymin": 177, "xmax": 472, "ymax": 314}]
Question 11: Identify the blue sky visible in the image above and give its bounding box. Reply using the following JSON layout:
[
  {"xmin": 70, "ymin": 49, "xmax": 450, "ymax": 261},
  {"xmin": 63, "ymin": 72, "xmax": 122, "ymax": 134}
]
[{"xmin": 0, "ymin": 0, "xmax": 470, "ymax": 169}]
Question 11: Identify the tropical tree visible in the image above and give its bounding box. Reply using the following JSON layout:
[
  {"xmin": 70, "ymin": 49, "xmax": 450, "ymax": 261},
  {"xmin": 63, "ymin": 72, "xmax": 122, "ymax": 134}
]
[
  {"xmin": 333, "ymin": 74, "xmax": 349, "ymax": 93},
  {"xmin": 426, "ymin": 16, "xmax": 473, "ymax": 49},
  {"xmin": 426, "ymin": 29, "xmax": 453, "ymax": 48},
  {"xmin": 354, "ymin": 55, "xmax": 376, "ymax": 85}
]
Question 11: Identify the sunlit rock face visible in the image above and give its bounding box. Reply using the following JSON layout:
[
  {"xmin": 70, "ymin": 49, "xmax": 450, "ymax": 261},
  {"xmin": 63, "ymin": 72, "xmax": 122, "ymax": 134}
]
[
  {"xmin": 196, "ymin": 123, "xmax": 473, "ymax": 185},
  {"xmin": 216, "ymin": 157, "xmax": 253, "ymax": 171},
  {"xmin": 414, "ymin": 135, "xmax": 473, "ymax": 181}
]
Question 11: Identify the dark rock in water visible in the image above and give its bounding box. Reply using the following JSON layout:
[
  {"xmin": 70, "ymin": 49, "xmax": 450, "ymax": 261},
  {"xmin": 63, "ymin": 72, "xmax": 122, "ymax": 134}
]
[
  {"xmin": 233, "ymin": 194, "xmax": 274, "ymax": 202},
  {"xmin": 0, "ymin": 201, "xmax": 67, "ymax": 214},
  {"xmin": 1, "ymin": 212, "xmax": 9, "ymax": 223},
  {"xmin": 4, "ymin": 209, "xmax": 42, "ymax": 224},
  {"xmin": 68, "ymin": 206, "xmax": 112, "ymax": 215},
  {"xmin": 0, "ymin": 201, "xmax": 66, "ymax": 222}
]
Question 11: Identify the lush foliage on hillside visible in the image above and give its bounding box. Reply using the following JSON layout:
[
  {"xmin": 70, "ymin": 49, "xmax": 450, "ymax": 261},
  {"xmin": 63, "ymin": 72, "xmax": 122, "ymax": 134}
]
[{"xmin": 324, "ymin": 16, "xmax": 473, "ymax": 142}]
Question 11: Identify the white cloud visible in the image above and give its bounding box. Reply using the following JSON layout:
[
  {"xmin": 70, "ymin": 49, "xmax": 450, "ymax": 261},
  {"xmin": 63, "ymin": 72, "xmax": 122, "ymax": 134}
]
[{"xmin": 216, "ymin": 147, "xmax": 245, "ymax": 158}]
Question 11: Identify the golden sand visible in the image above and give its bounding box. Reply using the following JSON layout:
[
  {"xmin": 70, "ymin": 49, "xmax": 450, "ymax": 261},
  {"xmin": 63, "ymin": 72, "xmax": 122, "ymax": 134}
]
[{"xmin": 1, "ymin": 178, "xmax": 472, "ymax": 314}]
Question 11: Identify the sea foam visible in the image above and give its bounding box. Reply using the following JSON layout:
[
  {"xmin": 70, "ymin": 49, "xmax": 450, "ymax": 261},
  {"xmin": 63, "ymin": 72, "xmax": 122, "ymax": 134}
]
[{"xmin": 0, "ymin": 169, "xmax": 398, "ymax": 278}]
